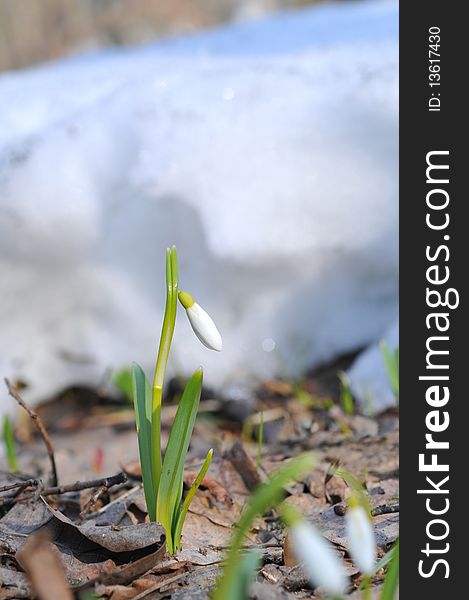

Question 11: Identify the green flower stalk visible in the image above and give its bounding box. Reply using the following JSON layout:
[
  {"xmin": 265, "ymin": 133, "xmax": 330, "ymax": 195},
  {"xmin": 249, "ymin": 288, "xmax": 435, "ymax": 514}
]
[{"xmin": 131, "ymin": 246, "xmax": 221, "ymax": 554}]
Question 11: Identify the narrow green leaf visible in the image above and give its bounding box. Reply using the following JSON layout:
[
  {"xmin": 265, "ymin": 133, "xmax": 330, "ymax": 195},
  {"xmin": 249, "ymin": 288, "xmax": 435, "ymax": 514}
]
[
  {"xmin": 227, "ymin": 548, "xmax": 261, "ymax": 600},
  {"xmin": 358, "ymin": 542, "xmax": 397, "ymax": 590},
  {"xmin": 157, "ymin": 368, "xmax": 203, "ymax": 554},
  {"xmin": 112, "ymin": 366, "xmax": 133, "ymax": 402},
  {"xmin": 131, "ymin": 363, "xmax": 156, "ymax": 521},
  {"xmin": 338, "ymin": 371, "xmax": 354, "ymax": 416},
  {"xmin": 380, "ymin": 538, "xmax": 399, "ymax": 600},
  {"xmin": 173, "ymin": 448, "xmax": 213, "ymax": 551},
  {"xmin": 213, "ymin": 452, "xmax": 316, "ymax": 599},
  {"xmin": 256, "ymin": 410, "xmax": 264, "ymax": 469},
  {"xmin": 335, "ymin": 467, "xmax": 372, "ymax": 519},
  {"xmin": 3, "ymin": 415, "xmax": 18, "ymax": 472},
  {"xmin": 380, "ymin": 341, "xmax": 399, "ymax": 402}
]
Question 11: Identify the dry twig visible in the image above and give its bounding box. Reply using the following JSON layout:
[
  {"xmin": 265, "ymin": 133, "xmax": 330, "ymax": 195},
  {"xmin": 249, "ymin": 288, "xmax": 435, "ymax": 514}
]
[
  {"xmin": 1, "ymin": 472, "xmax": 126, "ymax": 507},
  {"xmin": 40, "ymin": 471, "xmax": 126, "ymax": 497},
  {"xmin": 0, "ymin": 478, "xmax": 39, "ymax": 493},
  {"xmin": 224, "ymin": 439, "xmax": 263, "ymax": 491},
  {"xmin": 5, "ymin": 378, "xmax": 58, "ymax": 486},
  {"xmin": 79, "ymin": 484, "xmax": 108, "ymax": 518}
]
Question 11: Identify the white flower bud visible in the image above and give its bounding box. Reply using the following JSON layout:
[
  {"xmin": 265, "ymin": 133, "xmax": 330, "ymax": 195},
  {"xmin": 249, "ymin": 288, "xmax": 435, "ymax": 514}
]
[
  {"xmin": 290, "ymin": 521, "xmax": 348, "ymax": 596},
  {"xmin": 345, "ymin": 504, "xmax": 376, "ymax": 575},
  {"xmin": 179, "ymin": 291, "xmax": 222, "ymax": 352}
]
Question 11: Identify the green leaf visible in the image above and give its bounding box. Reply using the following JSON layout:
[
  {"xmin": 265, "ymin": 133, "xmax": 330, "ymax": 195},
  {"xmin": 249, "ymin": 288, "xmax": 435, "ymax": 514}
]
[
  {"xmin": 3, "ymin": 415, "xmax": 18, "ymax": 472},
  {"xmin": 131, "ymin": 363, "xmax": 157, "ymax": 521},
  {"xmin": 335, "ymin": 467, "xmax": 372, "ymax": 519},
  {"xmin": 157, "ymin": 368, "xmax": 203, "ymax": 554},
  {"xmin": 358, "ymin": 541, "xmax": 397, "ymax": 590},
  {"xmin": 380, "ymin": 341, "xmax": 399, "ymax": 403},
  {"xmin": 112, "ymin": 366, "xmax": 133, "ymax": 402},
  {"xmin": 256, "ymin": 410, "xmax": 264, "ymax": 469},
  {"xmin": 338, "ymin": 371, "xmax": 354, "ymax": 416},
  {"xmin": 213, "ymin": 452, "xmax": 316, "ymax": 599},
  {"xmin": 173, "ymin": 448, "xmax": 213, "ymax": 551},
  {"xmin": 228, "ymin": 548, "xmax": 261, "ymax": 600},
  {"xmin": 380, "ymin": 538, "xmax": 399, "ymax": 600}
]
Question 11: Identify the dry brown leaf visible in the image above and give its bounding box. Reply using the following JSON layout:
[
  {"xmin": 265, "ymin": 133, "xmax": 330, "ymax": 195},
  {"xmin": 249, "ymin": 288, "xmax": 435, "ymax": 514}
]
[{"xmin": 16, "ymin": 531, "xmax": 73, "ymax": 600}]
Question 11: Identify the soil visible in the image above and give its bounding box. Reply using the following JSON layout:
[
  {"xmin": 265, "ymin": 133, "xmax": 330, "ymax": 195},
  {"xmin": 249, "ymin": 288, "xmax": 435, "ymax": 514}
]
[{"xmin": 0, "ymin": 369, "xmax": 399, "ymax": 599}]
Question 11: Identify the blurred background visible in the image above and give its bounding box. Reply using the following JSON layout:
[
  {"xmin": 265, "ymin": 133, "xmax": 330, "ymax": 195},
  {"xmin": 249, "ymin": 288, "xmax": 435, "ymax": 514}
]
[
  {"xmin": 0, "ymin": 0, "xmax": 326, "ymax": 71},
  {"xmin": 0, "ymin": 0, "xmax": 398, "ymax": 416}
]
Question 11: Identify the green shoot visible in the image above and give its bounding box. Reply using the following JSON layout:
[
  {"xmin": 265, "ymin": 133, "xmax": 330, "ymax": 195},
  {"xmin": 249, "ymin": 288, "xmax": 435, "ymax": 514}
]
[
  {"xmin": 357, "ymin": 541, "xmax": 397, "ymax": 591},
  {"xmin": 256, "ymin": 409, "xmax": 264, "ymax": 469},
  {"xmin": 335, "ymin": 466, "xmax": 372, "ymax": 518},
  {"xmin": 131, "ymin": 363, "xmax": 155, "ymax": 520},
  {"xmin": 2, "ymin": 415, "xmax": 18, "ymax": 472},
  {"xmin": 338, "ymin": 371, "xmax": 354, "ymax": 416},
  {"xmin": 112, "ymin": 367, "xmax": 134, "ymax": 402},
  {"xmin": 173, "ymin": 448, "xmax": 213, "ymax": 550},
  {"xmin": 227, "ymin": 548, "xmax": 261, "ymax": 600},
  {"xmin": 380, "ymin": 341, "xmax": 399, "ymax": 404},
  {"xmin": 152, "ymin": 247, "xmax": 178, "ymax": 496},
  {"xmin": 213, "ymin": 453, "xmax": 316, "ymax": 599},
  {"xmin": 131, "ymin": 246, "xmax": 219, "ymax": 554},
  {"xmin": 156, "ymin": 367, "xmax": 203, "ymax": 554},
  {"xmin": 380, "ymin": 538, "xmax": 399, "ymax": 600}
]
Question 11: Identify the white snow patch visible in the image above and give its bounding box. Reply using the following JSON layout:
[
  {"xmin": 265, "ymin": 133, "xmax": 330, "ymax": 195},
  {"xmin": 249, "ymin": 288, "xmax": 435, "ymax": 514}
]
[{"xmin": 0, "ymin": 0, "xmax": 398, "ymax": 415}]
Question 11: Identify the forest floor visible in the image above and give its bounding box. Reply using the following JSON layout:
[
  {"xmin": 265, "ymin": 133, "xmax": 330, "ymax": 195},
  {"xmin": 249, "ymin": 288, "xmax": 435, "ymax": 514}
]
[{"xmin": 0, "ymin": 360, "xmax": 399, "ymax": 599}]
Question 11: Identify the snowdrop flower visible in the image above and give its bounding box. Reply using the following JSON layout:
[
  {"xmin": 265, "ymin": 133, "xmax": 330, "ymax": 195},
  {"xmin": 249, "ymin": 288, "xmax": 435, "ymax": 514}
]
[
  {"xmin": 345, "ymin": 501, "xmax": 376, "ymax": 575},
  {"xmin": 289, "ymin": 520, "xmax": 348, "ymax": 596},
  {"xmin": 178, "ymin": 291, "xmax": 222, "ymax": 352}
]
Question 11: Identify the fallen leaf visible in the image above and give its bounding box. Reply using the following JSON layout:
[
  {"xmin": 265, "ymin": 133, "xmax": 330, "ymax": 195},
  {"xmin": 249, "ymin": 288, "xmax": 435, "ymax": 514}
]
[{"xmin": 16, "ymin": 531, "xmax": 73, "ymax": 600}]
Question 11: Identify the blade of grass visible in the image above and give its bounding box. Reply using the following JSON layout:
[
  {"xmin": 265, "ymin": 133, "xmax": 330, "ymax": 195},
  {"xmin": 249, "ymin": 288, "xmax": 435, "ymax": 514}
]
[
  {"xmin": 131, "ymin": 363, "xmax": 156, "ymax": 521},
  {"xmin": 379, "ymin": 538, "xmax": 399, "ymax": 600},
  {"xmin": 213, "ymin": 452, "xmax": 316, "ymax": 599},
  {"xmin": 228, "ymin": 548, "xmax": 261, "ymax": 600},
  {"xmin": 357, "ymin": 542, "xmax": 397, "ymax": 590},
  {"xmin": 157, "ymin": 367, "xmax": 203, "ymax": 554},
  {"xmin": 338, "ymin": 371, "xmax": 354, "ymax": 416},
  {"xmin": 256, "ymin": 410, "xmax": 264, "ymax": 469},
  {"xmin": 380, "ymin": 341, "xmax": 399, "ymax": 402},
  {"xmin": 335, "ymin": 467, "xmax": 372, "ymax": 518},
  {"xmin": 173, "ymin": 448, "xmax": 213, "ymax": 551},
  {"xmin": 3, "ymin": 415, "xmax": 18, "ymax": 472},
  {"xmin": 113, "ymin": 367, "xmax": 133, "ymax": 402}
]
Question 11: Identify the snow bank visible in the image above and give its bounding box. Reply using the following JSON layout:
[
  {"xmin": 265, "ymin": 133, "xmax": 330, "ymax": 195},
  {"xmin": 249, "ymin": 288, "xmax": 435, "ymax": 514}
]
[{"xmin": 0, "ymin": 0, "xmax": 398, "ymax": 414}]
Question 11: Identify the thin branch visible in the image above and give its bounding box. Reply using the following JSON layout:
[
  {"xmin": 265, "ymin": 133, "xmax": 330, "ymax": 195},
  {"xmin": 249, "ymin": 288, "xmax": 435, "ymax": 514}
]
[
  {"xmin": 224, "ymin": 439, "xmax": 263, "ymax": 491},
  {"xmin": 5, "ymin": 378, "xmax": 58, "ymax": 487},
  {"xmin": 40, "ymin": 471, "xmax": 126, "ymax": 497},
  {"xmin": 372, "ymin": 503, "xmax": 400, "ymax": 516},
  {"xmin": 79, "ymin": 484, "xmax": 108, "ymax": 519},
  {"xmin": 1, "ymin": 472, "xmax": 127, "ymax": 507},
  {"xmin": 0, "ymin": 478, "xmax": 40, "ymax": 493}
]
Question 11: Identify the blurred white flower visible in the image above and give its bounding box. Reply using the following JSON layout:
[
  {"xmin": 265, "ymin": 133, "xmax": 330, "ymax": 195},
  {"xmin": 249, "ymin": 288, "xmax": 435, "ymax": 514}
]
[
  {"xmin": 290, "ymin": 521, "xmax": 348, "ymax": 596},
  {"xmin": 178, "ymin": 291, "xmax": 222, "ymax": 352},
  {"xmin": 345, "ymin": 504, "xmax": 376, "ymax": 575}
]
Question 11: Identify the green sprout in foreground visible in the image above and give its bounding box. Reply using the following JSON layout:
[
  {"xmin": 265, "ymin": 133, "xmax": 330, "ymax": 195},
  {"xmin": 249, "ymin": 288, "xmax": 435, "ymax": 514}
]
[
  {"xmin": 338, "ymin": 370, "xmax": 355, "ymax": 416},
  {"xmin": 213, "ymin": 453, "xmax": 317, "ymax": 600},
  {"xmin": 380, "ymin": 341, "xmax": 399, "ymax": 404},
  {"xmin": 215, "ymin": 457, "xmax": 399, "ymax": 600},
  {"xmin": 131, "ymin": 246, "xmax": 222, "ymax": 554},
  {"xmin": 2, "ymin": 415, "xmax": 18, "ymax": 472}
]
